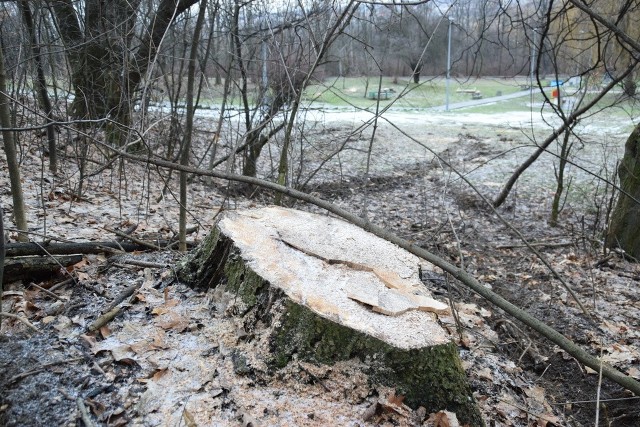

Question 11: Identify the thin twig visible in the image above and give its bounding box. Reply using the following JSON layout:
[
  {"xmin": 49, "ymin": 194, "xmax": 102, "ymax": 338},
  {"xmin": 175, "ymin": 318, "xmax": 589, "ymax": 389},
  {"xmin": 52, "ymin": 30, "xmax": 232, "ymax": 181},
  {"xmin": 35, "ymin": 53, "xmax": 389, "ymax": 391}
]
[
  {"xmin": 0, "ymin": 312, "xmax": 39, "ymax": 332},
  {"xmin": 30, "ymin": 241, "xmax": 78, "ymax": 286},
  {"xmin": 105, "ymin": 282, "xmax": 144, "ymax": 312},
  {"xmin": 87, "ymin": 307, "xmax": 121, "ymax": 333},
  {"xmin": 496, "ymin": 241, "xmax": 574, "ymax": 249},
  {"xmin": 49, "ymin": 278, "xmax": 75, "ymax": 292},
  {"xmin": 76, "ymin": 398, "xmax": 95, "ymax": 427},
  {"xmin": 103, "ymin": 226, "xmax": 162, "ymax": 251},
  {"xmin": 497, "ymin": 398, "xmax": 566, "ymax": 427},
  {"xmin": 114, "ymin": 259, "xmax": 169, "ymax": 269},
  {"xmin": 7, "ymin": 357, "xmax": 84, "ymax": 384},
  {"xmin": 551, "ymin": 396, "xmax": 640, "ymax": 405},
  {"xmin": 28, "ymin": 283, "xmax": 63, "ymax": 300},
  {"xmin": 385, "ymin": 120, "xmax": 593, "ymax": 319},
  {"xmin": 595, "ymin": 343, "xmax": 605, "ymax": 425}
]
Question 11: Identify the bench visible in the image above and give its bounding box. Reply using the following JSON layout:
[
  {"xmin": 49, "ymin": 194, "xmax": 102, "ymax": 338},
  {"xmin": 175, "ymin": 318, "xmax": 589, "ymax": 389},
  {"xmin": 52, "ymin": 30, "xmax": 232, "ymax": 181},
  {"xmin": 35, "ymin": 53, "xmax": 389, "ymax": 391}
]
[
  {"xmin": 471, "ymin": 91, "xmax": 483, "ymax": 100},
  {"xmin": 456, "ymin": 88, "xmax": 477, "ymax": 94},
  {"xmin": 368, "ymin": 90, "xmax": 391, "ymax": 100}
]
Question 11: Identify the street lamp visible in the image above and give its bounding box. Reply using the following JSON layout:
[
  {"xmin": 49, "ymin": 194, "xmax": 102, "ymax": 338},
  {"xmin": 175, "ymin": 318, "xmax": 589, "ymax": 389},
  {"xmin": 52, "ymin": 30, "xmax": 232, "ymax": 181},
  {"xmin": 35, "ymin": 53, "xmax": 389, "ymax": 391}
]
[
  {"xmin": 529, "ymin": 27, "xmax": 538, "ymax": 96},
  {"xmin": 445, "ymin": 18, "xmax": 453, "ymax": 112}
]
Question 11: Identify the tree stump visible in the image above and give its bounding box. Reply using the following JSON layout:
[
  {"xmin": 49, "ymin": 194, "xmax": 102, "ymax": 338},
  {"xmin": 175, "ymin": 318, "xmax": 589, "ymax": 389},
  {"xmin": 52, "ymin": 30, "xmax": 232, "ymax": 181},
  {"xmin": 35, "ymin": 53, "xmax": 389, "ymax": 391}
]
[{"xmin": 178, "ymin": 206, "xmax": 482, "ymax": 425}]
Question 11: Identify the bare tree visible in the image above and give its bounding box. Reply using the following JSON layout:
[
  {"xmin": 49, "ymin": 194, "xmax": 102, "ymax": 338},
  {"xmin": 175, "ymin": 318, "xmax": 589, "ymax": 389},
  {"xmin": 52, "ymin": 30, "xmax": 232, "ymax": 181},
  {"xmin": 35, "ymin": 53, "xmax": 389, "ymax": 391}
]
[
  {"xmin": 18, "ymin": 0, "xmax": 57, "ymax": 172},
  {"xmin": 0, "ymin": 43, "xmax": 28, "ymax": 242},
  {"xmin": 49, "ymin": 0, "xmax": 198, "ymax": 139},
  {"xmin": 179, "ymin": 0, "xmax": 208, "ymax": 251}
]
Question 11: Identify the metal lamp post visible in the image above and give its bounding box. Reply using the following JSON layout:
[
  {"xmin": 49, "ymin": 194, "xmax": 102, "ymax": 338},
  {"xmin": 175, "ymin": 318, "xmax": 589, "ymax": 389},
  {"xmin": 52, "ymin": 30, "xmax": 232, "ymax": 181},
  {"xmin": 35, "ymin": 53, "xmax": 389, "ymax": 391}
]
[
  {"xmin": 445, "ymin": 18, "xmax": 453, "ymax": 111},
  {"xmin": 530, "ymin": 27, "xmax": 538, "ymax": 96}
]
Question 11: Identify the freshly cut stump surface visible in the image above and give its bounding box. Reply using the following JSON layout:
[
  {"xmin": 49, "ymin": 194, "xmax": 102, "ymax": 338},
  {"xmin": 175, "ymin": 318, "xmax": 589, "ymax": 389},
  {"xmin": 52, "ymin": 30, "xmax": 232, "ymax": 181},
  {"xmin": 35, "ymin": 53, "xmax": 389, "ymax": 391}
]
[{"xmin": 179, "ymin": 206, "xmax": 482, "ymax": 425}]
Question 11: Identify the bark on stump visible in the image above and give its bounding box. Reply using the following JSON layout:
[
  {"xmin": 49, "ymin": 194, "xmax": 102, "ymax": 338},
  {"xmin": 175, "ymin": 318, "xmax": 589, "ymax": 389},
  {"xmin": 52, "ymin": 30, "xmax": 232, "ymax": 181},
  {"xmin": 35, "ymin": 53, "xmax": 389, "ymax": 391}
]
[
  {"xmin": 607, "ymin": 122, "xmax": 640, "ymax": 258},
  {"xmin": 178, "ymin": 206, "xmax": 482, "ymax": 425}
]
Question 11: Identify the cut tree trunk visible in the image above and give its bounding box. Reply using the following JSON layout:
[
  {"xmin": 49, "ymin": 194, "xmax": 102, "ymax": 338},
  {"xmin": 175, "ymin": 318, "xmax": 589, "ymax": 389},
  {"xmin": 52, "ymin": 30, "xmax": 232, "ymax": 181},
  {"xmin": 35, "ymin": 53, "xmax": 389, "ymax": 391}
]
[
  {"xmin": 178, "ymin": 206, "xmax": 482, "ymax": 426},
  {"xmin": 607, "ymin": 123, "xmax": 640, "ymax": 259}
]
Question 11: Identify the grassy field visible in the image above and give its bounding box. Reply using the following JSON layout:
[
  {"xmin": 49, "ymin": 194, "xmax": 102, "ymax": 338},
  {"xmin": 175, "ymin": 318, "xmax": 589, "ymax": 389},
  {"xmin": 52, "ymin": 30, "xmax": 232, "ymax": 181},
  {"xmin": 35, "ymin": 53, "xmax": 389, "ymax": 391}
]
[
  {"xmin": 302, "ymin": 76, "xmax": 640, "ymax": 118},
  {"xmin": 38, "ymin": 74, "xmax": 634, "ymax": 118},
  {"xmin": 303, "ymin": 76, "xmax": 530, "ymax": 109}
]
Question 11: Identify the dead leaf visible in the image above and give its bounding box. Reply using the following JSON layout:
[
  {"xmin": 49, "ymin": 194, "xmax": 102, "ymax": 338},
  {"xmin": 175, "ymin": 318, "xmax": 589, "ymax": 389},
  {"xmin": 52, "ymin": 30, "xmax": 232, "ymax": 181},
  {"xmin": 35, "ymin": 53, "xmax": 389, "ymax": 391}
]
[
  {"xmin": 151, "ymin": 298, "xmax": 180, "ymax": 316},
  {"xmin": 151, "ymin": 368, "xmax": 169, "ymax": 381},
  {"xmin": 138, "ymin": 368, "xmax": 170, "ymax": 383},
  {"xmin": 388, "ymin": 393, "xmax": 405, "ymax": 407},
  {"xmin": 362, "ymin": 402, "xmax": 380, "ymax": 421},
  {"xmin": 182, "ymin": 408, "xmax": 197, "ymax": 427},
  {"xmin": 155, "ymin": 312, "xmax": 189, "ymax": 332},
  {"xmin": 87, "ymin": 398, "xmax": 107, "ymax": 417},
  {"xmin": 476, "ymin": 367, "xmax": 493, "ymax": 381},
  {"xmin": 628, "ymin": 366, "xmax": 640, "ymax": 379},
  {"xmin": 428, "ymin": 411, "xmax": 451, "ymax": 427},
  {"xmin": 42, "ymin": 316, "xmax": 56, "ymax": 324},
  {"xmin": 379, "ymin": 392, "xmax": 411, "ymax": 418}
]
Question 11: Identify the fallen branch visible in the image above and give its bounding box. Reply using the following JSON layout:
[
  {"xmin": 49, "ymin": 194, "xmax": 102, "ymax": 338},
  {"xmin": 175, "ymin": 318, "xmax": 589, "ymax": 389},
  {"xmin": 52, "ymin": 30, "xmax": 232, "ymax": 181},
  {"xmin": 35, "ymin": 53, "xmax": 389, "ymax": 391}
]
[
  {"xmin": 103, "ymin": 227, "xmax": 163, "ymax": 250},
  {"xmin": 3, "ymin": 255, "xmax": 82, "ymax": 283},
  {"xmin": 496, "ymin": 241, "xmax": 574, "ymax": 249},
  {"xmin": 5, "ymin": 240, "xmax": 188, "ymax": 257},
  {"xmin": 87, "ymin": 281, "xmax": 145, "ymax": 333},
  {"xmin": 113, "ymin": 259, "xmax": 170, "ymax": 269},
  {"xmin": 28, "ymin": 282, "xmax": 63, "ymax": 300},
  {"xmin": 98, "ymin": 140, "xmax": 640, "ymax": 396},
  {"xmin": 116, "ymin": 223, "xmax": 138, "ymax": 241},
  {"xmin": 76, "ymin": 398, "xmax": 95, "ymax": 427},
  {"xmin": 105, "ymin": 282, "xmax": 144, "ymax": 312},
  {"xmin": 87, "ymin": 307, "xmax": 121, "ymax": 333},
  {"xmin": 49, "ymin": 278, "xmax": 75, "ymax": 292}
]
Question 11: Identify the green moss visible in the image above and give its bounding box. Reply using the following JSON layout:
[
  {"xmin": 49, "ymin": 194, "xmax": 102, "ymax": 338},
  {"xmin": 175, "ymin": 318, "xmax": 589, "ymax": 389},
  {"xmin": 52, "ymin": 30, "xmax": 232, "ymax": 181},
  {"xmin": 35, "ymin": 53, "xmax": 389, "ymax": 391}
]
[
  {"xmin": 271, "ymin": 301, "xmax": 483, "ymax": 426},
  {"xmin": 177, "ymin": 228, "xmax": 238, "ymax": 291},
  {"xmin": 223, "ymin": 253, "xmax": 266, "ymax": 307}
]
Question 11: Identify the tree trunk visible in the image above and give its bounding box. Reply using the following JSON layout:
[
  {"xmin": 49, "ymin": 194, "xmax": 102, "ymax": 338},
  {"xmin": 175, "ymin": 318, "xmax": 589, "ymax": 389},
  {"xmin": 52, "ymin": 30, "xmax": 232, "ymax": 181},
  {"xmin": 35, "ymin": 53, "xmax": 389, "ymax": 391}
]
[
  {"xmin": 0, "ymin": 43, "xmax": 28, "ymax": 242},
  {"xmin": 19, "ymin": 0, "xmax": 57, "ymax": 172},
  {"xmin": 50, "ymin": 0, "xmax": 197, "ymax": 122},
  {"xmin": 550, "ymin": 128, "xmax": 574, "ymax": 227},
  {"xmin": 1, "ymin": 202, "xmax": 4, "ymax": 311},
  {"xmin": 177, "ymin": 207, "xmax": 483, "ymax": 426},
  {"xmin": 179, "ymin": 0, "xmax": 207, "ymax": 251},
  {"xmin": 409, "ymin": 62, "xmax": 422, "ymax": 84},
  {"xmin": 623, "ymin": 72, "xmax": 636, "ymax": 97},
  {"xmin": 412, "ymin": 69, "xmax": 421, "ymax": 84},
  {"xmin": 607, "ymin": 123, "xmax": 640, "ymax": 258}
]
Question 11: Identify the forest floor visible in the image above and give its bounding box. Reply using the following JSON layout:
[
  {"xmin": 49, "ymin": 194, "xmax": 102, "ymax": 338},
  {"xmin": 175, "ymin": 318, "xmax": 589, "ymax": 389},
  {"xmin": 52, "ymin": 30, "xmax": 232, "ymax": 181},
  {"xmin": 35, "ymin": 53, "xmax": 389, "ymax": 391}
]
[{"xmin": 1, "ymin": 104, "xmax": 640, "ymax": 426}]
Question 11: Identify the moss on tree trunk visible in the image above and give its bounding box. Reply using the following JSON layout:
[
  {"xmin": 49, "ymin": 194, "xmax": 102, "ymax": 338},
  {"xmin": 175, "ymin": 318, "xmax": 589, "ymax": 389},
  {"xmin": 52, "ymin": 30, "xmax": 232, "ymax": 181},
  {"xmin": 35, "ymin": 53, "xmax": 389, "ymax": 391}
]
[
  {"xmin": 178, "ymin": 208, "xmax": 483, "ymax": 426},
  {"xmin": 607, "ymin": 123, "xmax": 640, "ymax": 259}
]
